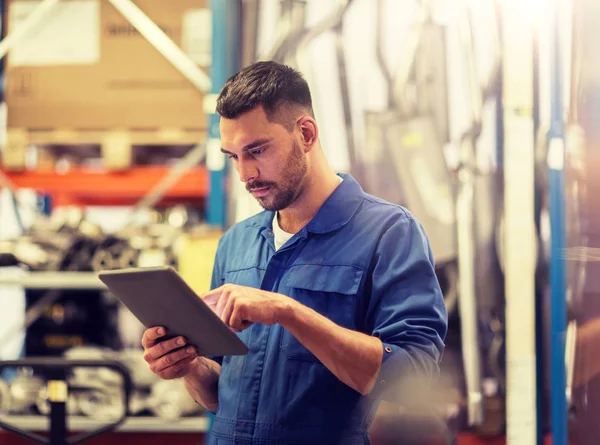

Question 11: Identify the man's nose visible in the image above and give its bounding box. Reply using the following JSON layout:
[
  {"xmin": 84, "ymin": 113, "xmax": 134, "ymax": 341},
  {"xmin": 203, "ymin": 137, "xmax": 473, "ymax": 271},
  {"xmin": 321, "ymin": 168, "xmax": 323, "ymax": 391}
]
[{"xmin": 237, "ymin": 159, "xmax": 258, "ymax": 183}]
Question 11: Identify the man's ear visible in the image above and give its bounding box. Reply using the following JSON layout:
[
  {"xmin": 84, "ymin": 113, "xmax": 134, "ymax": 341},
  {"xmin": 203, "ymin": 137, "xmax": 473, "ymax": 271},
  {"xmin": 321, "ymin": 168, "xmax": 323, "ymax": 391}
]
[{"xmin": 297, "ymin": 116, "xmax": 318, "ymax": 151}]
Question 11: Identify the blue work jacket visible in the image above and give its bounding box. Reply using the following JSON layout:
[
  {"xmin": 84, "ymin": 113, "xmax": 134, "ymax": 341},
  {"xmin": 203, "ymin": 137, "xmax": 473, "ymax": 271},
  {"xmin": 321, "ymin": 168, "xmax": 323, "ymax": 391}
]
[{"xmin": 207, "ymin": 173, "xmax": 447, "ymax": 445}]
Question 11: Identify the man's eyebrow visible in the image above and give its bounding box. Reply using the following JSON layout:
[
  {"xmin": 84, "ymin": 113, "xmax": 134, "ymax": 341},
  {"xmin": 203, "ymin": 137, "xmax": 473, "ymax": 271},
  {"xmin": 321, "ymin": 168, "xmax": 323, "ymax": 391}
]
[{"xmin": 221, "ymin": 138, "xmax": 273, "ymax": 154}]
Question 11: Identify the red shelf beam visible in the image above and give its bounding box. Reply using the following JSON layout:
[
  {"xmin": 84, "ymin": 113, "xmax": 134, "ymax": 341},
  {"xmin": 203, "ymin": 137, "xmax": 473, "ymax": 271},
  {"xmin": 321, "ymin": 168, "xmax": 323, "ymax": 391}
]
[{"xmin": 2, "ymin": 166, "xmax": 209, "ymax": 207}]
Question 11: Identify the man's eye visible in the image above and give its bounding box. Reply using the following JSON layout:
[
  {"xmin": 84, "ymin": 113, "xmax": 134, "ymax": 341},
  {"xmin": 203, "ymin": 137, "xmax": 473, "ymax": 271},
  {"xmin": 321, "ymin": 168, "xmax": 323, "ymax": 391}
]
[
  {"xmin": 228, "ymin": 154, "xmax": 238, "ymax": 160},
  {"xmin": 250, "ymin": 149, "xmax": 263, "ymax": 156}
]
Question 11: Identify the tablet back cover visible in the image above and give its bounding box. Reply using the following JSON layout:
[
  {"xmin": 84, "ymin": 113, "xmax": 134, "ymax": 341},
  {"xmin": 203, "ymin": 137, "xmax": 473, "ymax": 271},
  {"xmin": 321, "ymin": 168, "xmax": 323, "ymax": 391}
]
[{"xmin": 99, "ymin": 266, "xmax": 248, "ymax": 357}]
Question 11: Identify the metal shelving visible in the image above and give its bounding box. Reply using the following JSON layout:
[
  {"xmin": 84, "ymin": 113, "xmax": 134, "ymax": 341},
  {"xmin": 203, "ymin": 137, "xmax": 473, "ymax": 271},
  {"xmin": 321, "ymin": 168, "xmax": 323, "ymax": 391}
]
[
  {"xmin": 0, "ymin": 272, "xmax": 105, "ymax": 290},
  {"xmin": 0, "ymin": 415, "xmax": 208, "ymax": 433}
]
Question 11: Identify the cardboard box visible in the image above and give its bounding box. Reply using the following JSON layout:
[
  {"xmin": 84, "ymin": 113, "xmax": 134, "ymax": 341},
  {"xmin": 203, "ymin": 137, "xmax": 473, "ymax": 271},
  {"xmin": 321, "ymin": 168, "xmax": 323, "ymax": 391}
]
[{"xmin": 4, "ymin": 0, "xmax": 211, "ymax": 130}]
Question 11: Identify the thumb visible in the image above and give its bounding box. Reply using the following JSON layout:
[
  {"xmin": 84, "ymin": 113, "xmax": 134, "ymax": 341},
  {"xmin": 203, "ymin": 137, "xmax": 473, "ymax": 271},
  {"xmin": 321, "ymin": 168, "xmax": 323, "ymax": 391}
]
[{"xmin": 201, "ymin": 292, "xmax": 220, "ymax": 313}]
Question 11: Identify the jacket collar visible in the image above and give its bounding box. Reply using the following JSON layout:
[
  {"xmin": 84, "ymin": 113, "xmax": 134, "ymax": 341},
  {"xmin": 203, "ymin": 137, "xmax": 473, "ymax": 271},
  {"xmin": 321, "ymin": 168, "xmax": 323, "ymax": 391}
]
[{"xmin": 244, "ymin": 173, "xmax": 364, "ymax": 234}]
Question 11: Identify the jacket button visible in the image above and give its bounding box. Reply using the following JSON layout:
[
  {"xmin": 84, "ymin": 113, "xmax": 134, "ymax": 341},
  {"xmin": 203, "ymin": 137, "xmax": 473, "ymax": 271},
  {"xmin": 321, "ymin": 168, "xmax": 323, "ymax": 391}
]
[
  {"xmin": 380, "ymin": 380, "xmax": 386, "ymax": 385},
  {"xmin": 385, "ymin": 347, "xmax": 392, "ymax": 353}
]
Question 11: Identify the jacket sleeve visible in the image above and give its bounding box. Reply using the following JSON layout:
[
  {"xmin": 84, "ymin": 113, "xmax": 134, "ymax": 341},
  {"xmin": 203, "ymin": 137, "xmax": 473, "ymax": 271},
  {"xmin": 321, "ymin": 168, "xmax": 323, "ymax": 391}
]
[{"xmin": 364, "ymin": 215, "xmax": 448, "ymax": 403}]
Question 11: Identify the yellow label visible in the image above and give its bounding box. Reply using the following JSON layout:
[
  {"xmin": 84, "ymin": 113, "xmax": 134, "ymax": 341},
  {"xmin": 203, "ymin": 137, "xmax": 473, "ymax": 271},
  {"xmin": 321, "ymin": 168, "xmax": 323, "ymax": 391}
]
[{"xmin": 48, "ymin": 381, "xmax": 68, "ymax": 403}]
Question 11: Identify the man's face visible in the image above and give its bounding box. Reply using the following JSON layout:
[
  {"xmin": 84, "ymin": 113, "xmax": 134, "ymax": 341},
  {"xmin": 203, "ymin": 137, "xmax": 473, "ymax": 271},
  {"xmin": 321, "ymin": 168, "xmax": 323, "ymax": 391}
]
[{"xmin": 220, "ymin": 106, "xmax": 308, "ymax": 211}]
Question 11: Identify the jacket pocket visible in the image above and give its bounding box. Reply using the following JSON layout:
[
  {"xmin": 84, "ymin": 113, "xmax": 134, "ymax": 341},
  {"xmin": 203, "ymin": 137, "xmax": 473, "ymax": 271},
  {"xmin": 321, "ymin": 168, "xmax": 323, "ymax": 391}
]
[
  {"xmin": 280, "ymin": 264, "xmax": 364, "ymax": 363},
  {"xmin": 223, "ymin": 267, "xmax": 264, "ymax": 288}
]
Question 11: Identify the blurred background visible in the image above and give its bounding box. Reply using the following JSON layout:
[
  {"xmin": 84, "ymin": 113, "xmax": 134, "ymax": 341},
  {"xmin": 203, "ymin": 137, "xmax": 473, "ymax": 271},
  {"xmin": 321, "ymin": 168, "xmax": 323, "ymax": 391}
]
[{"xmin": 0, "ymin": 0, "xmax": 596, "ymax": 444}]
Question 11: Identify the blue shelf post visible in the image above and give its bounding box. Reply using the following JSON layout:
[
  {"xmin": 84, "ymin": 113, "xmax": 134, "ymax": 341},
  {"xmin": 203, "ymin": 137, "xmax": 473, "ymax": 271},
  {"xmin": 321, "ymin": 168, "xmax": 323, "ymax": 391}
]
[
  {"xmin": 206, "ymin": 0, "xmax": 241, "ymax": 227},
  {"xmin": 549, "ymin": 0, "xmax": 568, "ymax": 443},
  {"xmin": 205, "ymin": 1, "xmax": 241, "ymax": 439}
]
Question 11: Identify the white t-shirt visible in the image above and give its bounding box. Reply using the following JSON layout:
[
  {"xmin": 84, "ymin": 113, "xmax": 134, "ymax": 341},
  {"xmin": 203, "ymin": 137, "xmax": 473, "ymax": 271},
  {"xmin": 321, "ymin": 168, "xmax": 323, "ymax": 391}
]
[
  {"xmin": 272, "ymin": 212, "xmax": 295, "ymax": 251},
  {"xmin": 272, "ymin": 176, "xmax": 343, "ymax": 251}
]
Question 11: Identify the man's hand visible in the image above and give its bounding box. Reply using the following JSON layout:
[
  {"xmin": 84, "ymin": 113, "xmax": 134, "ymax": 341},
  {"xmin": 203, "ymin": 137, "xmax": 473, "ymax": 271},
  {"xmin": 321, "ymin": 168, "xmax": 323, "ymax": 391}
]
[
  {"xmin": 202, "ymin": 284, "xmax": 294, "ymax": 332},
  {"xmin": 203, "ymin": 284, "xmax": 386, "ymax": 395},
  {"xmin": 141, "ymin": 326, "xmax": 199, "ymax": 380}
]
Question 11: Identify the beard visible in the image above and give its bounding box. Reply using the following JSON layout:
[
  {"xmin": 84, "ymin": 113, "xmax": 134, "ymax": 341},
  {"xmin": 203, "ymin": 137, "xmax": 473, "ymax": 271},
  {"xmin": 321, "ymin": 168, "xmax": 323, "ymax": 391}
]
[{"xmin": 246, "ymin": 140, "xmax": 307, "ymax": 211}]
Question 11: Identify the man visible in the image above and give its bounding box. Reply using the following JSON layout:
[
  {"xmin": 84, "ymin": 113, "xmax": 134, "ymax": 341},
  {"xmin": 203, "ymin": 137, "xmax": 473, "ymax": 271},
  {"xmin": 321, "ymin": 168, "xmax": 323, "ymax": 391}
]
[{"xmin": 141, "ymin": 61, "xmax": 447, "ymax": 445}]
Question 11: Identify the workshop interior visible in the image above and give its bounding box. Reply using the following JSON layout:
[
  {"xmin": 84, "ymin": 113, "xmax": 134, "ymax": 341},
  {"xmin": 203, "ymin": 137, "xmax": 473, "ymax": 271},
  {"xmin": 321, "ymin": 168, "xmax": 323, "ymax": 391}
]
[{"xmin": 0, "ymin": 0, "xmax": 595, "ymax": 444}]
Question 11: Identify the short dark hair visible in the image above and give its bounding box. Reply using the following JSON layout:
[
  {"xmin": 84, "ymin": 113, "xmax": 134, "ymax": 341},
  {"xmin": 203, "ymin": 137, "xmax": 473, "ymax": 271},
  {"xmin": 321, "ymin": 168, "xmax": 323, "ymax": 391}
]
[{"xmin": 216, "ymin": 61, "xmax": 314, "ymax": 130}]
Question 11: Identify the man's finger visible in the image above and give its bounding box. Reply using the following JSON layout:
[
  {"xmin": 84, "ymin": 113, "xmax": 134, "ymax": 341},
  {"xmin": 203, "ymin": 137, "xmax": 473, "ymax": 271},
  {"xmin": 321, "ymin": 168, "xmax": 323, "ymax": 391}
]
[
  {"xmin": 216, "ymin": 289, "xmax": 232, "ymax": 317},
  {"xmin": 143, "ymin": 336, "xmax": 187, "ymax": 362},
  {"xmin": 229, "ymin": 305, "xmax": 252, "ymax": 332},
  {"xmin": 160, "ymin": 355, "xmax": 196, "ymax": 380},
  {"xmin": 221, "ymin": 293, "xmax": 236, "ymax": 327},
  {"xmin": 201, "ymin": 290, "xmax": 222, "ymax": 312},
  {"xmin": 202, "ymin": 285, "xmax": 224, "ymax": 299},
  {"xmin": 154, "ymin": 345, "xmax": 198, "ymax": 373},
  {"xmin": 141, "ymin": 326, "xmax": 166, "ymax": 349}
]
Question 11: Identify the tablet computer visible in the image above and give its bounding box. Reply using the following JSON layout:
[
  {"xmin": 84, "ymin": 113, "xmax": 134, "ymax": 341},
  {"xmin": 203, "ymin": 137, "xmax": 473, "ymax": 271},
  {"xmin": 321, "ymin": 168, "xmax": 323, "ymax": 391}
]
[{"xmin": 98, "ymin": 266, "xmax": 248, "ymax": 357}]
